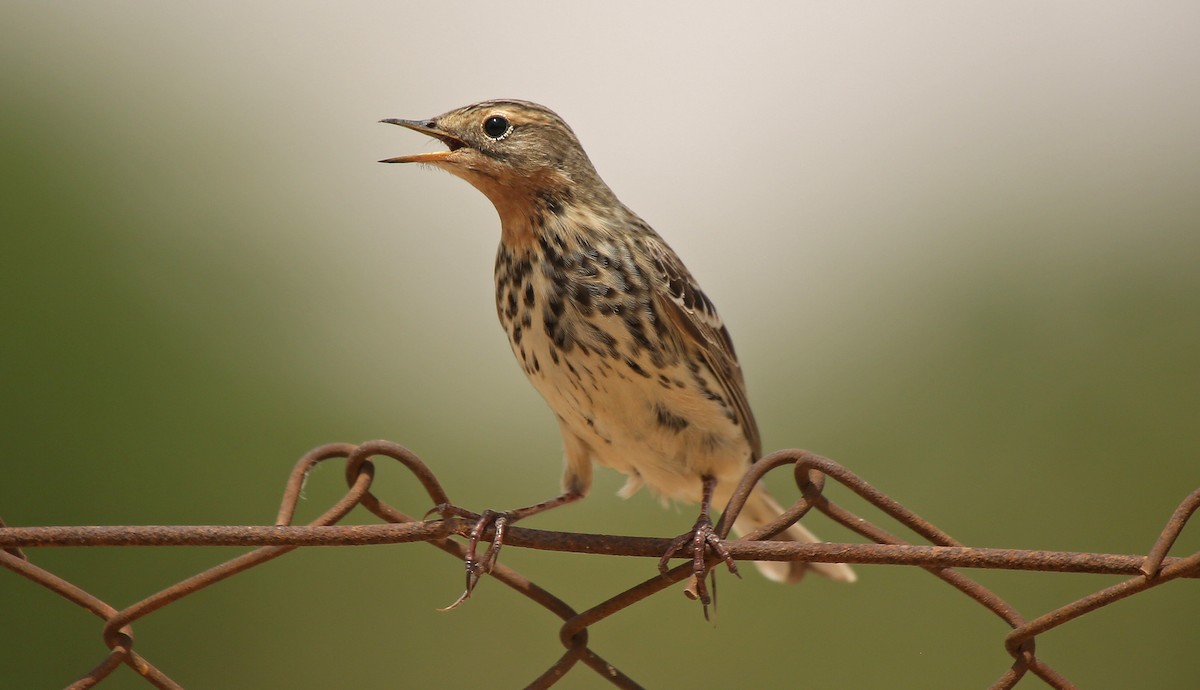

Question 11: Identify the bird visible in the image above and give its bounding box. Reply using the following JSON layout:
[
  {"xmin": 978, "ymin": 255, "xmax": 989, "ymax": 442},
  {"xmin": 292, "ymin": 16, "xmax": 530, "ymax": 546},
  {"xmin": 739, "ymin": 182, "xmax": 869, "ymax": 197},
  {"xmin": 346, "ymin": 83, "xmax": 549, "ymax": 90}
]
[{"xmin": 380, "ymin": 99, "xmax": 855, "ymax": 609}]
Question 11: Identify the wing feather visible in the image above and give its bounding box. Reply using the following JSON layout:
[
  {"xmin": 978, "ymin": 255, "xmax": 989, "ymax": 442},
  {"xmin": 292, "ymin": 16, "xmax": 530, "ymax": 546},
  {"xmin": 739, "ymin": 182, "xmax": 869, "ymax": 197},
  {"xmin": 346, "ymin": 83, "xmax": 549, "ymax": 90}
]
[{"xmin": 643, "ymin": 236, "xmax": 762, "ymax": 459}]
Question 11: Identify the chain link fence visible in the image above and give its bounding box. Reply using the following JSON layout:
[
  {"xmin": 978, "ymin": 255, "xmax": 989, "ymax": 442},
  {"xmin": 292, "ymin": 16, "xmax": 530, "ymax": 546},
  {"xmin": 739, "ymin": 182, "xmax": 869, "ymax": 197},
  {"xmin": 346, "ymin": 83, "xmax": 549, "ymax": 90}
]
[{"xmin": 3, "ymin": 440, "xmax": 1197, "ymax": 689}]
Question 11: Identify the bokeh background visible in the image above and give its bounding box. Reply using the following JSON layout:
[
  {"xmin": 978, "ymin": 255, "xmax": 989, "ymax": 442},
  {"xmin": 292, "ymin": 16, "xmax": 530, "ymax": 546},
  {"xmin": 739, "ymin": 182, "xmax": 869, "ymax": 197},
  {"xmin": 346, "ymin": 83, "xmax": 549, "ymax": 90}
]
[{"xmin": 2, "ymin": 2, "xmax": 1198, "ymax": 688}]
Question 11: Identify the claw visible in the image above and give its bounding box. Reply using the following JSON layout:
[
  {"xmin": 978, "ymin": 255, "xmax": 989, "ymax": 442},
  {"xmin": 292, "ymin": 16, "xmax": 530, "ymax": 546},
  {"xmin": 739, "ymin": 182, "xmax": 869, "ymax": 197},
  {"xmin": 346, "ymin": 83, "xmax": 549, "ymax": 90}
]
[
  {"xmin": 659, "ymin": 512, "xmax": 739, "ymax": 618},
  {"xmin": 683, "ymin": 572, "xmax": 721, "ymax": 622},
  {"xmin": 441, "ymin": 509, "xmax": 508, "ymax": 610},
  {"xmin": 437, "ymin": 589, "xmax": 472, "ymax": 612}
]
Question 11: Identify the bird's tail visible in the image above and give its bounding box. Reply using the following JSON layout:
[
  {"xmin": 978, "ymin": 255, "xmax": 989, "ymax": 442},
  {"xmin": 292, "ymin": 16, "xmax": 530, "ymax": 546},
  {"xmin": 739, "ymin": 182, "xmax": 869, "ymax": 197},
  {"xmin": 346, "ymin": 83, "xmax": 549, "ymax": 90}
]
[{"xmin": 730, "ymin": 487, "xmax": 857, "ymax": 584}]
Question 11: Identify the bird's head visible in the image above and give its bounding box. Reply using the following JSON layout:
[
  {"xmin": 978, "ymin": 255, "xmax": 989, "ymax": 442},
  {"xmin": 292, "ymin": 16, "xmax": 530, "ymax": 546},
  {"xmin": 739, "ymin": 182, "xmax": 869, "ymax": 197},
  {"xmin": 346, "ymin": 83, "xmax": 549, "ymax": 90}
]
[{"xmin": 381, "ymin": 100, "xmax": 611, "ymax": 225}]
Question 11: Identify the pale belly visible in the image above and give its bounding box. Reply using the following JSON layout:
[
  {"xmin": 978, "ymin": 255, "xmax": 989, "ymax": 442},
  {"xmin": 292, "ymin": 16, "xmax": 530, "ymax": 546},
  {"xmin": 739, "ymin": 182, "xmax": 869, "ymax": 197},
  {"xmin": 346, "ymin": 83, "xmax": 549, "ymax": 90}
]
[{"xmin": 517, "ymin": 312, "xmax": 753, "ymax": 504}]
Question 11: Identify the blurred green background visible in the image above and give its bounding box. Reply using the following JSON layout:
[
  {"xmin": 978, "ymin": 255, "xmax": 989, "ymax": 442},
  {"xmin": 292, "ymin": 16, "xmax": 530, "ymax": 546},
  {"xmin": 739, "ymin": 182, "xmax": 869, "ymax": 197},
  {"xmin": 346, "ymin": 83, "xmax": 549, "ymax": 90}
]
[{"xmin": 2, "ymin": 2, "xmax": 1197, "ymax": 688}]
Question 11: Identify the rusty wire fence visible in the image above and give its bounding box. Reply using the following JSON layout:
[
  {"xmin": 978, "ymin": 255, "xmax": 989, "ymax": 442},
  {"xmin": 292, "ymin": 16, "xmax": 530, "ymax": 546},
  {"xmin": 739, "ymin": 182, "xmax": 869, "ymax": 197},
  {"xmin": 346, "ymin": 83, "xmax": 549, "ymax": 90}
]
[{"xmin": 2, "ymin": 439, "xmax": 1198, "ymax": 689}]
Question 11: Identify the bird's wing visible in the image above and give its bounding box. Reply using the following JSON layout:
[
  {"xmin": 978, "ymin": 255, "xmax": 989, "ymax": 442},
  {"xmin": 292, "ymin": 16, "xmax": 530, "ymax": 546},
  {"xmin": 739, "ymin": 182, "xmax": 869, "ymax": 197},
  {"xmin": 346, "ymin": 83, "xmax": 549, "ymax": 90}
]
[{"xmin": 643, "ymin": 235, "xmax": 762, "ymax": 459}]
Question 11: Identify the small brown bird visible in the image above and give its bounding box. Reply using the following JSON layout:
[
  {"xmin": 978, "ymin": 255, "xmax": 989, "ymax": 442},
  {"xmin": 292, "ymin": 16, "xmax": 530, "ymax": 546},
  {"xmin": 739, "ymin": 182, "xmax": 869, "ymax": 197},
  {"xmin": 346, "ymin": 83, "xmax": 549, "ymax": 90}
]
[{"xmin": 382, "ymin": 100, "xmax": 854, "ymax": 606}]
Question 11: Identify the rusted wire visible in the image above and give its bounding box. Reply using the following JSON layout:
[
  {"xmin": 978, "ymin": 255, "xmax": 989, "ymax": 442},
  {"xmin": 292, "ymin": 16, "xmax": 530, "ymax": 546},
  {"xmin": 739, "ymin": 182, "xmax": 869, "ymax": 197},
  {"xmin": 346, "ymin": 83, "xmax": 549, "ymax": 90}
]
[
  {"xmin": 1, "ymin": 440, "xmax": 1196, "ymax": 689},
  {"xmin": 8, "ymin": 525, "xmax": 1196, "ymax": 576}
]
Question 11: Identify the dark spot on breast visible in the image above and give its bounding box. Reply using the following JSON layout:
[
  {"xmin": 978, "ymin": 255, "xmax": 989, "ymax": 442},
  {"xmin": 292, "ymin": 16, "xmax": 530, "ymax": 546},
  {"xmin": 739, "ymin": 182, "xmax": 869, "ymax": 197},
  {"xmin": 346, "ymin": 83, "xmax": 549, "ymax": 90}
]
[
  {"xmin": 505, "ymin": 255, "xmax": 531, "ymax": 284},
  {"xmin": 578, "ymin": 254, "xmax": 598, "ymax": 278},
  {"xmin": 573, "ymin": 283, "xmax": 593, "ymax": 314},
  {"xmin": 544, "ymin": 308, "xmax": 575, "ymax": 353},
  {"xmin": 523, "ymin": 283, "xmax": 535, "ymax": 307},
  {"xmin": 551, "ymin": 231, "xmax": 567, "ymax": 253},
  {"xmin": 586, "ymin": 324, "xmax": 617, "ymax": 357},
  {"xmin": 505, "ymin": 289, "xmax": 518, "ymax": 319},
  {"xmin": 552, "ymin": 327, "xmax": 571, "ymax": 350},
  {"xmin": 539, "ymin": 238, "xmax": 573, "ymax": 273},
  {"xmin": 688, "ymin": 365, "xmax": 727, "ymax": 406},
  {"xmin": 654, "ymin": 403, "xmax": 689, "ymax": 432},
  {"xmin": 624, "ymin": 357, "xmax": 651, "ymax": 378},
  {"xmin": 539, "ymin": 190, "xmax": 565, "ymax": 216},
  {"xmin": 548, "ymin": 291, "xmax": 566, "ymax": 317},
  {"xmin": 623, "ymin": 311, "xmax": 655, "ymax": 353}
]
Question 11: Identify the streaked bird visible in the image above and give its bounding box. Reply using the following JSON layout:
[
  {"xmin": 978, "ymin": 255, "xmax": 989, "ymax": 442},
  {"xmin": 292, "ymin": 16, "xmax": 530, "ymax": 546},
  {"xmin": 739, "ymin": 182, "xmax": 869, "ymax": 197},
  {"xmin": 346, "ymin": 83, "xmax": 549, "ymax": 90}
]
[{"xmin": 381, "ymin": 100, "xmax": 854, "ymax": 609}]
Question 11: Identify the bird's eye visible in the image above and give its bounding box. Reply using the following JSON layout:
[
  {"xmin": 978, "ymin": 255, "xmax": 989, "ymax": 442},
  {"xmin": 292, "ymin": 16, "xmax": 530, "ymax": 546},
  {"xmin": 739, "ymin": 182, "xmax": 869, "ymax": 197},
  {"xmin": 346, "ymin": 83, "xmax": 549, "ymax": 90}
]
[{"xmin": 483, "ymin": 115, "xmax": 511, "ymax": 139}]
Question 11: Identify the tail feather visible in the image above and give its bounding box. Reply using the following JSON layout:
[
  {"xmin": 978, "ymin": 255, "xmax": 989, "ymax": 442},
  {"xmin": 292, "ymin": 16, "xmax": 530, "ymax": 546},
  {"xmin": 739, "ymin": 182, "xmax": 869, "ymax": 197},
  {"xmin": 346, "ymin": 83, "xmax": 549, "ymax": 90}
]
[{"xmin": 731, "ymin": 488, "xmax": 857, "ymax": 584}]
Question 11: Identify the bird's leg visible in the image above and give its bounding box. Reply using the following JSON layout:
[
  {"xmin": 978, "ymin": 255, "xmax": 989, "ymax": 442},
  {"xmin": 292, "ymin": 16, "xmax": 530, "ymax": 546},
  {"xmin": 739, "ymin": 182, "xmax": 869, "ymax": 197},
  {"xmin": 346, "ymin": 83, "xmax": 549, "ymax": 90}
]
[
  {"xmin": 658, "ymin": 475, "xmax": 740, "ymax": 618},
  {"xmin": 439, "ymin": 489, "xmax": 582, "ymax": 611}
]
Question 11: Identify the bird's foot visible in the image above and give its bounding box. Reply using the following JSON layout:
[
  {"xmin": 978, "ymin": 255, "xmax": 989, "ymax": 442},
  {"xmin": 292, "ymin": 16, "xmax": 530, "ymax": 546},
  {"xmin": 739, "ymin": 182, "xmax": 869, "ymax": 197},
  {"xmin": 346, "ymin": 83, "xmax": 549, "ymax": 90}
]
[
  {"xmin": 439, "ymin": 508, "xmax": 511, "ymax": 611},
  {"xmin": 658, "ymin": 512, "xmax": 741, "ymax": 619},
  {"xmin": 427, "ymin": 489, "xmax": 582, "ymax": 611}
]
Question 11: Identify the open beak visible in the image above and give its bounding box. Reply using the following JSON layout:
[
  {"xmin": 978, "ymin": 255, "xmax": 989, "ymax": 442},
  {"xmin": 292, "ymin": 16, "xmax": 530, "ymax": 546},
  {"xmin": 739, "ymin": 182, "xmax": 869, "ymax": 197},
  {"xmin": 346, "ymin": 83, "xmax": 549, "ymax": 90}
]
[{"xmin": 379, "ymin": 118, "xmax": 467, "ymax": 164}]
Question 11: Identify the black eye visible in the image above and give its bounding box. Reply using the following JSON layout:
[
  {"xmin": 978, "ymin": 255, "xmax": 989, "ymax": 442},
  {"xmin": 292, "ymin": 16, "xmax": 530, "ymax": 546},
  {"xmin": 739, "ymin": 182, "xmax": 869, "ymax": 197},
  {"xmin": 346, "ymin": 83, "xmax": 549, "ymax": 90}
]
[{"xmin": 483, "ymin": 115, "xmax": 510, "ymax": 139}]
